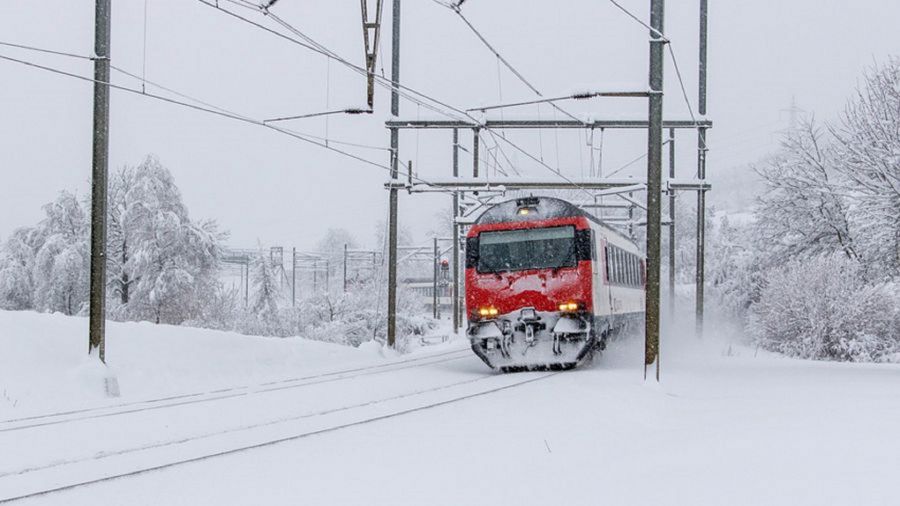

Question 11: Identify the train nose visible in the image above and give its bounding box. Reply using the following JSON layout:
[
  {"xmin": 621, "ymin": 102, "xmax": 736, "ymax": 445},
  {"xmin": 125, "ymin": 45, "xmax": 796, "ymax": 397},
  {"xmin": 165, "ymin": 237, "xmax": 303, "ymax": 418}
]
[{"xmin": 467, "ymin": 308, "xmax": 594, "ymax": 371}]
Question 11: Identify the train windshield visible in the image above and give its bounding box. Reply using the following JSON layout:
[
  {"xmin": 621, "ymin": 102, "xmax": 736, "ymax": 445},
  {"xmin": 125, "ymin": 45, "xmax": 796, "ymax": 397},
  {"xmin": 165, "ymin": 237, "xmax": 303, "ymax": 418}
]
[{"xmin": 477, "ymin": 226, "xmax": 577, "ymax": 273}]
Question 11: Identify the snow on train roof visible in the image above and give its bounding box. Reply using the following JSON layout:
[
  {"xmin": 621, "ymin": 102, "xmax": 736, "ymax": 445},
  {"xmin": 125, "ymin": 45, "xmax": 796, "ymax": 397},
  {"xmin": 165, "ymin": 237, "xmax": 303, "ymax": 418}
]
[
  {"xmin": 474, "ymin": 196, "xmax": 638, "ymax": 246},
  {"xmin": 475, "ymin": 196, "xmax": 585, "ymax": 224}
]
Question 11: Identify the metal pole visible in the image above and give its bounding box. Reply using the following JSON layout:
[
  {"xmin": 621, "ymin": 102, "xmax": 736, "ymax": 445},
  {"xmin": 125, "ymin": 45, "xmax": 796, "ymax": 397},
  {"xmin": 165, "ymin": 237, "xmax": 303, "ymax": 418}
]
[
  {"xmin": 472, "ymin": 128, "xmax": 480, "ymax": 178},
  {"xmin": 696, "ymin": 0, "xmax": 708, "ymax": 338},
  {"xmin": 645, "ymin": 0, "xmax": 664, "ymax": 381},
  {"xmin": 292, "ymin": 247, "xmax": 297, "ymax": 307},
  {"xmin": 343, "ymin": 243, "xmax": 348, "ymax": 292},
  {"xmin": 668, "ymin": 128, "xmax": 676, "ymax": 319},
  {"xmin": 451, "ymin": 128, "xmax": 460, "ymax": 334},
  {"xmin": 433, "ymin": 236, "xmax": 439, "ymax": 319},
  {"xmin": 386, "ymin": 0, "xmax": 400, "ymax": 347},
  {"xmin": 244, "ymin": 261, "xmax": 249, "ymax": 307},
  {"xmin": 88, "ymin": 0, "xmax": 111, "ymax": 362}
]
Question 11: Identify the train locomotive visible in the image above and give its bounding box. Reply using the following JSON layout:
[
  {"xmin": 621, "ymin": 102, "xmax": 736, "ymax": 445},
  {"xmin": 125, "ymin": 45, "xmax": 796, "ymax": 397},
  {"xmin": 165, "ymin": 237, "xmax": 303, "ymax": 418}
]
[{"xmin": 465, "ymin": 196, "xmax": 646, "ymax": 371}]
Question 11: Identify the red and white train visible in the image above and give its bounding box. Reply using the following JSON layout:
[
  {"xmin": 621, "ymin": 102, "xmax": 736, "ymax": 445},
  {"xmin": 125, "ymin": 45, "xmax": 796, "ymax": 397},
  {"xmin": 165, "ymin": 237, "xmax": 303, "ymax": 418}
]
[{"xmin": 465, "ymin": 196, "xmax": 645, "ymax": 371}]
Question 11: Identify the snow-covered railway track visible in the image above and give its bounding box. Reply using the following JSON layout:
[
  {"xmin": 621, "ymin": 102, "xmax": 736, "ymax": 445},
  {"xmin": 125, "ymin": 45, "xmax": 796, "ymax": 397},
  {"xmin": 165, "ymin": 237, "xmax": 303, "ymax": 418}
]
[
  {"xmin": 0, "ymin": 371, "xmax": 558, "ymax": 503},
  {"xmin": 0, "ymin": 348, "xmax": 471, "ymax": 433}
]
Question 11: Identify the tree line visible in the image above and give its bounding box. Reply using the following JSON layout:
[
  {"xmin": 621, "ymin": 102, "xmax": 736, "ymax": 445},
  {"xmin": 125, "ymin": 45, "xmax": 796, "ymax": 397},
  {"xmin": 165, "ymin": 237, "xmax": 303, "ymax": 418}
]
[
  {"xmin": 0, "ymin": 155, "xmax": 434, "ymax": 348},
  {"xmin": 705, "ymin": 58, "xmax": 900, "ymax": 362}
]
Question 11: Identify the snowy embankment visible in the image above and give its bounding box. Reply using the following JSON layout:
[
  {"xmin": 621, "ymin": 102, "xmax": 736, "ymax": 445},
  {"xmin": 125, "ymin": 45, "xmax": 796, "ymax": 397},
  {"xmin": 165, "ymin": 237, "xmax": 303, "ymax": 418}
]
[
  {"xmin": 0, "ymin": 310, "xmax": 438, "ymax": 417},
  {"xmin": 2, "ymin": 310, "xmax": 900, "ymax": 506}
]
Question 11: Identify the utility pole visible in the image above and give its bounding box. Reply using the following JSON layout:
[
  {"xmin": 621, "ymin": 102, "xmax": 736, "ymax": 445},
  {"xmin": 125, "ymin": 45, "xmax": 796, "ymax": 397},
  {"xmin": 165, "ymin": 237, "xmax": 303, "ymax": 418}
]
[
  {"xmin": 451, "ymin": 128, "xmax": 460, "ymax": 334},
  {"xmin": 386, "ymin": 0, "xmax": 400, "ymax": 347},
  {"xmin": 645, "ymin": 0, "xmax": 664, "ymax": 381},
  {"xmin": 472, "ymin": 128, "xmax": 480, "ymax": 178},
  {"xmin": 88, "ymin": 0, "xmax": 111, "ymax": 363},
  {"xmin": 432, "ymin": 236, "xmax": 439, "ymax": 319},
  {"xmin": 292, "ymin": 247, "xmax": 296, "ymax": 307},
  {"xmin": 668, "ymin": 127, "xmax": 676, "ymax": 319},
  {"xmin": 696, "ymin": 0, "xmax": 708, "ymax": 338}
]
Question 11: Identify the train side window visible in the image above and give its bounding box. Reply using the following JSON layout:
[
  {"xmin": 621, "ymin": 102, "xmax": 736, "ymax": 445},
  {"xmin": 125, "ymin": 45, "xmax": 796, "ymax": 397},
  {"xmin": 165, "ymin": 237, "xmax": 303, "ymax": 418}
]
[
  {"xmin": 626, "ymin": 254, "xmax": 633, "ymax": 286},
  {"xmin": 630, "ymin": 256, "xmax": 637, "ymax": 286},
  {"xmin": 616, "ymin": 248, "xmax": 623, "ymax": 285},
  {"xmin": 608, "ymin": 247, "xmax": 615, "ymax": 284},
  {"xmin": 615, "ymin": 248, "xmax": 623, "ymax": 285},
  {"xmin": 627, "ymin": 254, "xmax": 634, "ymax": 286},
  {"xmin": 610, "ymin": 246, "xmax": 619, "ymax": 284},
  {"xmin": 626, "ymin": 255, "xmax": 632, "ymax": 286}
]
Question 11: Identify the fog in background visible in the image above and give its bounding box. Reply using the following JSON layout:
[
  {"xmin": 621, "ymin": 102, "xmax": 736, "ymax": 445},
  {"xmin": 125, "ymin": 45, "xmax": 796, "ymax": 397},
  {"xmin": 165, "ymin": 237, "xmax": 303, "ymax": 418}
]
[{"xmin": 2, "ymin": 0, "xmax": 898, "ymax": 249}]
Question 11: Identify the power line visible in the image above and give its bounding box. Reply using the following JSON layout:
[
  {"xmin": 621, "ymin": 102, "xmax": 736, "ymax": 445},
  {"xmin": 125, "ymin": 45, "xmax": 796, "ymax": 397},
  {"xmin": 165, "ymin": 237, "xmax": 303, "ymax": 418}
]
[
  {"xmin": 608, "ymin": 0, "xmax": 668, "ymax": 41},
  {"xmin": 197, "ymin": 0, "xmax": 472, "ymax": 123},
  {"xmin": 109, "ymin": 63, "xmax": 388, "ymax": 151},
  {"xmin": 0, "ymin": 52, "xmax": 455, "ymax": 193},
  {"xmin": 0, "ymin": 40, "xmax": 94, "ymax": 60},
  {"xmin": 433, "ymin": 1, "xmax": 583, "ymax": 124},
  {"xmin": 203, "ymin": 0, "xmax": 595, "ymax": 195}
]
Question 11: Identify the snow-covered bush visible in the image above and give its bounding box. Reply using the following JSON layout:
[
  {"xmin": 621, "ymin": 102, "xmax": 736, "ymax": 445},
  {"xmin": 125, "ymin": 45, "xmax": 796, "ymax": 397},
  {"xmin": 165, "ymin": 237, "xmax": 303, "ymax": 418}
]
[
  {"xmin": 750, "ymin": 255, "xmax": 900, "ymax": 362},
  {"xmin": 298, "ymin": 277, "xmax": 434, "ymax": 348}
]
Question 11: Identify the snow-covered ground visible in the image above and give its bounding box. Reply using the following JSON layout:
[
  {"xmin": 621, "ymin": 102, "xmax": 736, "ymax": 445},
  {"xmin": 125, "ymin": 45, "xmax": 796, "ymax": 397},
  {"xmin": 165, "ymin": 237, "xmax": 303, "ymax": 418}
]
[{"xmin": 2, "ymin": 310, "xmax": 899, "ymax": 505}]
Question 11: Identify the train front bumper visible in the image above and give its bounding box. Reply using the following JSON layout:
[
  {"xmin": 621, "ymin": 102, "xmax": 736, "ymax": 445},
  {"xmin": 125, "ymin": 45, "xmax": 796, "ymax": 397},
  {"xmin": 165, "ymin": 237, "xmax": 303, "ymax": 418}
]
[{"xmin": 467, "ymin": 307, "xmax": 594, "ymax": 370}]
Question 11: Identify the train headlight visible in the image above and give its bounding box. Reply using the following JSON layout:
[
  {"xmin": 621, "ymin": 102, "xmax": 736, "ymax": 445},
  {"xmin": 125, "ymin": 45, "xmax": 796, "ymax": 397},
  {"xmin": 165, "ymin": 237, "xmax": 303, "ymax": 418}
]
[
  {"xmin": 478, "ymin": 306, "xmax": 499, "ymax": 317},
  {"xmin": 558, "ymin": 301, "xmax": 581, "ymax": 312}
]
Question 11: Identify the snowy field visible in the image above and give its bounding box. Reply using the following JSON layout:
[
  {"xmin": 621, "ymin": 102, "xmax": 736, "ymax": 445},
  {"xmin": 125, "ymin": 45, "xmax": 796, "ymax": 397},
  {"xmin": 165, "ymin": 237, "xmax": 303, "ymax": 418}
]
[{"xmin": 2, "ymin": 310, "xmax": 899, "ymax": 506}]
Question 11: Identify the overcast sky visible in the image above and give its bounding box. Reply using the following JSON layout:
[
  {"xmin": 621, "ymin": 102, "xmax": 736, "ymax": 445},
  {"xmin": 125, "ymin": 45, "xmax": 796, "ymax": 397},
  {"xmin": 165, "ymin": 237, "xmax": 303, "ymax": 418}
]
[{"xmin": 2, "ymin": 0, "xmax": 899, "ymax": 250}]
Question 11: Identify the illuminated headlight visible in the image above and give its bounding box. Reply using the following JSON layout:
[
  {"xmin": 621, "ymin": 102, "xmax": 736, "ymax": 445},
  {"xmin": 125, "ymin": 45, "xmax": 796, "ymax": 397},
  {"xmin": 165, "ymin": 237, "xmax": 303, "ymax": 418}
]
[
  {"xmin": 478, "ymin": 306, "xmax": 499, "ymax": 317},
  {"xmin": 558, "ymin": 301, "xmax": 581, "ymax": 312}
]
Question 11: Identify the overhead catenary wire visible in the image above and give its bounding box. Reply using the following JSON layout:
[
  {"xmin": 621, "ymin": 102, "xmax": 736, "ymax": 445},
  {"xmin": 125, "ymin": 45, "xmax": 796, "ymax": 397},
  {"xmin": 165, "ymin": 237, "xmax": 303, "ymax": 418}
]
[
  {"xmin": 607, "ymin": 0, "xmax": 707, "ymax": 178},
  {"xmin": 207, "ymin": 0, "xmax": 591, "ymax": 193},
  {"xmin": 264, "ymin": 107, "xmax": 371, "ymax": 124},
  {"xmin": 109, "ymin": 63, "xmax": 387, "ymax": 151},
  {"xmin": 0, "ymin": 52, "xmax": 457, "ymax": 194},
  {"xmin": 436, "ymin": 1, "xmax": 583, "ymax": 124},
  {"xmin": 197, "ymin": 0, "xmax": 472, "ymax": 124},
  {"xmin": 0, "ymin": 40, "xmax": 94, "ymax": 60}
]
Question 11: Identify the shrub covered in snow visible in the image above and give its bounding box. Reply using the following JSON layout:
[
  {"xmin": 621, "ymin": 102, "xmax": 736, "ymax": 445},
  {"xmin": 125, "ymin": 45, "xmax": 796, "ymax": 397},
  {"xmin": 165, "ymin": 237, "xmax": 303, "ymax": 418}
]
[{"xmin": 749, "ymin": 255, "xmax": 900, "ymax": 362}]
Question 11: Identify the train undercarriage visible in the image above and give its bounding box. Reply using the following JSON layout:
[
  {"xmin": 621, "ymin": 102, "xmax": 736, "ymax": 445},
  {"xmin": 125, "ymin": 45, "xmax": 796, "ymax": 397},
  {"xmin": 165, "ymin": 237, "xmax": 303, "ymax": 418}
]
[{"xmin": 467, "ymin": 307, "xmax": 604, "ymax": 372}]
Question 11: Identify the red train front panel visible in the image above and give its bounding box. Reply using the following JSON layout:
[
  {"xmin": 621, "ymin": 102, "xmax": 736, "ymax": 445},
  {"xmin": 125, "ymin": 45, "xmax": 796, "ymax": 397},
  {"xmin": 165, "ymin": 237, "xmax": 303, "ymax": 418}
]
[{"xmin": 464, "ymin": 197, "xmax": 598, "ymax": 370}]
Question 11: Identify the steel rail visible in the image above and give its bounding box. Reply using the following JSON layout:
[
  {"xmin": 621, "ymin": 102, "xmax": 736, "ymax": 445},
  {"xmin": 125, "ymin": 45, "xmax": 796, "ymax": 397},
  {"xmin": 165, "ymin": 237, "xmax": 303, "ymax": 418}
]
[
  {"xmin": 0, "ymin": 372, "xmax": 558, "ymax": 503},
  {"xmin": 0, "ymin": 349, "xmax": 471, "ymax": 431}
]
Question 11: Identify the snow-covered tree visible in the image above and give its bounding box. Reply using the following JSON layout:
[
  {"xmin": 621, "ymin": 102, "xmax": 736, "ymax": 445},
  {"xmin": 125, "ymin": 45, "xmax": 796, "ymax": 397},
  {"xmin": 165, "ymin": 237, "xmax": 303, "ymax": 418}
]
[
  {"xmin": 316, "ymin": 228, "xmax": 358, "ymax": 286},
  {"xmin": 107, "ymin": 156, "xmax": 224, "ymax": 324},
  {"xmin": 753, "ymin": 118, "xmax": 857, "ymax": 267},
  {"xmin": 0, "ymin": 228, "xmax": 40, "ymax": 310},
  {"xmin": 832, "ymin": 58, "xmax": 900, "ymax": 280},
  {"xmin": 250, "ymin": 246, "xmax": 280, "ymax": 320},
  {"xmin": 750, "ymin": 255, "xmax": 899, "ymax": 362}
]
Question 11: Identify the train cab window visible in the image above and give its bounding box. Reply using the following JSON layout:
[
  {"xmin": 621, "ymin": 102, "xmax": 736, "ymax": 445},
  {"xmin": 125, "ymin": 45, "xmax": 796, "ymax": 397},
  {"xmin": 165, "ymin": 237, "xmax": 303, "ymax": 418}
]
[{"xmin": 476, "ymin": 226, "xmax": 577, "ymax": 273}]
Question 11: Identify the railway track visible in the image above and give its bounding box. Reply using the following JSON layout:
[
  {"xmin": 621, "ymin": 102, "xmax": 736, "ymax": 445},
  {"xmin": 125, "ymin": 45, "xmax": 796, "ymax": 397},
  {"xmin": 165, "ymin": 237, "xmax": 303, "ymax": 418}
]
[
  {"xmin": 0, "ymin": 370, "xmax": 559, "ymax": 503},
  {"xmin": 0, "ymin": 348, "xmax": 472, "ymax": 433}
]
